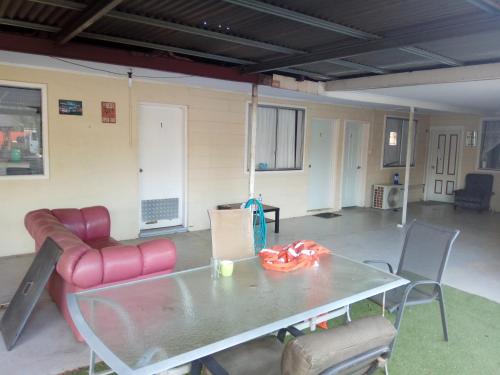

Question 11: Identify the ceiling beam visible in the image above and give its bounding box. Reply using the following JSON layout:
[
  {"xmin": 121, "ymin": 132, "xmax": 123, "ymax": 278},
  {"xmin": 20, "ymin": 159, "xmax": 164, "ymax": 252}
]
[
  {"xmin": 56, "ymin": 0, "xmax": 123, "ymax": 44},
  {"xmin": 398, "ymin": 47, "xmax": 462, "ymax": 67},
  {"xmin": 222, "ymin": 0, "xmax": 463, "ymax": 67},
  {"xmin": 327, "ymin": 59, "xmax": 388, "ymax": 75},
  {"xmin": 322, "ymin": 90, "xmax": 476, "ymax": 114},
  {"xmin": 0, "ymin": 17, "xmax": 58, "ymax": 32},
  {"xmin": 0, "ymin": 30, "xmax": 266, "ymax": 84},
  {"xmin": 0, "ymin": 18, "xmax": 331, "ymax": 81},
  {"xmin": 467, "ymin": 0, "xmax": 500, "ymax": 14},
  {"xmin": 81, "ymin": 32, "xmax": 331, "ymax": 79},
  {"xmin": 325, "ymin": 62, "xmax": 500, "ymax": 91},
  {"xmin": 244, "ymin": 13, "xmax": 499, "ymax": 73}
]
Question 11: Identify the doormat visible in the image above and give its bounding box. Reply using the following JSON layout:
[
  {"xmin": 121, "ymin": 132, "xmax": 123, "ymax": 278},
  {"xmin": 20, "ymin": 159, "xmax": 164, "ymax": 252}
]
[
  {"xmin": 313, "ymin": 213, "xmax": 341, "ymax": 219},
  {"xmin": 421, "ymin": 201, "xmax": 452, "ymax": 206}
]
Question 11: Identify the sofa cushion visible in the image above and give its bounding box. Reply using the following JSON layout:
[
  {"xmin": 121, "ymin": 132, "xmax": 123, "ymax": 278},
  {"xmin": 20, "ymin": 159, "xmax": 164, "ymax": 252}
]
[
  {"xmin": 52, "ymin": 209, "xmax": 87, "ymax": 240},
  {"xmin": 465, "ymin": 173, "xmax": 494, "ymax": 194},
  {"xmin": 81, "ymin": 206, "xmax": 111, "ymax": 241},
  {"xmin": 101, "ymin": 245, "xmax": 143, "ymax": 284},
  {"xmin": 455, "ymin": 192, "xmax": 483, "ymax": 203},
  {"xmin": 51, "ymin": 206, "xmax": 111, "ymax": 241}
]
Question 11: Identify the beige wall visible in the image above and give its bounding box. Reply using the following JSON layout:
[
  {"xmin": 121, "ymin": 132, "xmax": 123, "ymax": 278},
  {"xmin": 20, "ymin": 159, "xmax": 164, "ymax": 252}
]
[
  {"xmin": 428, "ymin": 112, "xmax": 500, "ymax": 211},
  {"xmin": 0, "ymin": 63, "xmax": 461, "ymax": 256},
  {"xmin": 0, "ymin": 65, "xmax": 138, "ymax": 256}
]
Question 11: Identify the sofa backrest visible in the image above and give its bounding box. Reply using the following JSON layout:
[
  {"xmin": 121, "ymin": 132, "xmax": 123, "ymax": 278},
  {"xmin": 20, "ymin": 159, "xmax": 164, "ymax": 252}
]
[
  {"xmin": 51, "ymin": 206, "xmax": 111, "ymax": 241},
  {"xmin": 465, "ymin": 173, "xmax": 493, "ymax": 194}
]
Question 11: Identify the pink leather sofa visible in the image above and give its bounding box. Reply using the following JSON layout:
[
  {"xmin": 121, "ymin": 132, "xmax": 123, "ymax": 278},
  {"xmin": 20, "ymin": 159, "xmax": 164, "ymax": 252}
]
[{"xmin": 25, "ymin": 206, "xmax": 176, "ymax": 341}]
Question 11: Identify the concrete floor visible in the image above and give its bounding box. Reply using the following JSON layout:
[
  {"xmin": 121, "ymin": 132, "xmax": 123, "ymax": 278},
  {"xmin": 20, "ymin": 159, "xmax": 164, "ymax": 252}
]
[{"xmin": 1, "ymin": 202, "xmax": 499, "ymax": 374}]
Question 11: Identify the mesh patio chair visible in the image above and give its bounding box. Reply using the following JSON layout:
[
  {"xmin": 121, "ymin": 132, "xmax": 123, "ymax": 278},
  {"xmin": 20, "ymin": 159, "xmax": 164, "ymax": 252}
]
[
  {"xmin": 195, "ymin": 315, "xmax": 397, "ymax": 375},
  {"xmin": 208, "ymin": 208, "xmax": 255, "ymax": 260},
  {"xmin": 365, "ymin": 219, "xmax": 459, "ymax": 341}
]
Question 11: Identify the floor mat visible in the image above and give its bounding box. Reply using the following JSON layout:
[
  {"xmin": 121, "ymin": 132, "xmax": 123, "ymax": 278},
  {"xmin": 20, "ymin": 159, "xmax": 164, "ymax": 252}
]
[{"xmin": 313, "ymin": 212, "xmax": 341, "ymax": 219}]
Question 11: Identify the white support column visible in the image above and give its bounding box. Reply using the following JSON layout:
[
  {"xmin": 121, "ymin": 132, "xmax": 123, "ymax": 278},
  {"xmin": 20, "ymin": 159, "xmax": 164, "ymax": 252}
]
[
  {"xmin": 248, "ymin": 83, "xmax": 258, "ymax": 198},
  {"xmin": 400, "ymin": 106, "xmax": 415, "ymax": 227}
]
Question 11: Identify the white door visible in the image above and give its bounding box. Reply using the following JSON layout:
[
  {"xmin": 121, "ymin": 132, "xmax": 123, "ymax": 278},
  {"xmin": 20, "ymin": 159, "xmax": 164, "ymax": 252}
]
[
  {"xmin": 308, "ymin": 119, "xmax": 335, "ymax": 210},
  {"xmin": 426, "ymin": 128, "xmax": 461, "ymax": 203},
  {"xmin": 139, "ymin": 104, "xmax": 185, "ymax": 230},
  {"xmin": 342, "ymin": 121, "xmax": 363, "ymax": 207}
]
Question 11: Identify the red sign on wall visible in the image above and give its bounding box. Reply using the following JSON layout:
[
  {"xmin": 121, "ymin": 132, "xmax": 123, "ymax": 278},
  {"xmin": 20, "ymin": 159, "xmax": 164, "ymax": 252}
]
[{"xmin": 101, "ymin": 102, "xmax": 116, "ymax": 123}]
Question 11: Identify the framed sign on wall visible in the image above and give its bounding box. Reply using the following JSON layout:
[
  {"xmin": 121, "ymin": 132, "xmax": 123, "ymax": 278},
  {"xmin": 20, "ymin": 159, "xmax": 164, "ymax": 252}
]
[
  {"xmin": 59, "ymin": 99, "xmax": 82, "ymax": 115},
  {"xmin": 101, "ymin": 101, "xmax": 116, "ymax": 123}
]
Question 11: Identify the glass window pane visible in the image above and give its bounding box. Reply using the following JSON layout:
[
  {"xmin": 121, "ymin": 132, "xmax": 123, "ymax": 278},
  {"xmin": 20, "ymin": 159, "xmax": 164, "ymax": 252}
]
[
  {"xmin": 276, "ymin": 109, "xmax": 296, "ymax": 169},
  {"xmin": 0, "ymin": 85, "xmax": 43, "ymax": 176},
  {"xmin": 389, "ymin": 131, "xmax": 398, "ymax": 146},
  {"xmin": 480, "ymin": 120, "xmax": 500, "ymax": 170},
  {"xmin": 295, "ymin": 110, "xmax": 304, "ymax": 169},
  {"xmin": 248, "ymin": 105, "xmax": 305, "ymax": 171},
  {"xmin": 383, "ymin": 117, "xmax": 402, "ymax": 167},
  {"xmin": 400, "ymin": 120, "xmax": 417, "ymax": 166},
  {"xmin": 384, "ymin": 117, "xmax": 416, "ymax": 168}
]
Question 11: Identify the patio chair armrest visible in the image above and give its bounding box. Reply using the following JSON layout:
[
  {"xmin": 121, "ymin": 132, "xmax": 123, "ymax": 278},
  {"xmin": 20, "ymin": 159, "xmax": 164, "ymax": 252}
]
[
  {"xmin": 363, "ymin": 260, "xmax": 394, "ymax": 274},
  {"xmin": 277, "ymin": 325, "xmax": 305, "ymax": 342}
]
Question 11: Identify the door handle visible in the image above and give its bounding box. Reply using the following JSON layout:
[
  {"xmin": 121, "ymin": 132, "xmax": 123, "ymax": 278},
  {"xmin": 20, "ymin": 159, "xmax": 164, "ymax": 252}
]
[
  {"xmin": 139, "ymin": 168, "xmax": 143, "ymax": 173},
  {"xmin": 431, "ymin": 166, "xmax": 435, "ymax": 170},
  {"xmin": 356, "ymin": 166, "xmax": 361, "ymax": 169},
  {"xmin": 308, "ymin": 164, "xmax": 311, "ymax": 168}
]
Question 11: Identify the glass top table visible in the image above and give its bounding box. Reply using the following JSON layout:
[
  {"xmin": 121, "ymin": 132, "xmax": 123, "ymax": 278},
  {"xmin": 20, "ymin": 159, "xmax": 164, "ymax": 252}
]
[{"xmin": 68, "ymin": 253, "xmax": 408, "ymax": 375}]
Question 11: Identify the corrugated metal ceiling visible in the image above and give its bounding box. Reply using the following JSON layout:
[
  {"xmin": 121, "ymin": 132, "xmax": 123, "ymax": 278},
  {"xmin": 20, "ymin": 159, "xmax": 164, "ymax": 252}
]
[{"xmin": 0, "ymin": 0, "xmax": 499, "ymax": 81}]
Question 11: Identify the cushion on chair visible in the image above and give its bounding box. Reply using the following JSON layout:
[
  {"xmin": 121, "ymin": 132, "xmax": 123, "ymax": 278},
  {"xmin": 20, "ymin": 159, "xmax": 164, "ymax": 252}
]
[
  {"xmin": 204, "ymin": 336, "xmax": 282, "ymax": 375},
  {"xmin": 465, "ymin": 173, "xmax": 493, "ymax": 194},
  {"xmin": 281, "ymin": 316, "xmax": 396, "ymax": 375},
  {"xmin": 454, "ymin": 191, "xmax": 484, "ymax": 203}
]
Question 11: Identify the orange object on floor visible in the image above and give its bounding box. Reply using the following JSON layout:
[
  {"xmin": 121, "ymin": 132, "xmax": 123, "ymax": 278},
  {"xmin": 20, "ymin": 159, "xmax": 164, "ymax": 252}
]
[
  {"xmin": 318, "ymin": 321, "xmax": 329, "ymax": 330},
  {"xmin": 258, "ymin": 240, "xmax": 331, "ymax": 272}
]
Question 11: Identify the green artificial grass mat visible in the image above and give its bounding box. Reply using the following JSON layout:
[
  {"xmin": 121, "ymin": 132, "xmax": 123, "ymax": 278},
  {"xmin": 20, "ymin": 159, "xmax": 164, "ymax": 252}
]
[{"xmin": 63, "ymin": 286, "xmax": 500, "ymax": 375}]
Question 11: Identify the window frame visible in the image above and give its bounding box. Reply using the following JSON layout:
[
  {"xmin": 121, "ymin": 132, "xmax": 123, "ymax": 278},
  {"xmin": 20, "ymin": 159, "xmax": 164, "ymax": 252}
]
[
  {"xmin": 245, "ymin": 102, "xmax": 307, "ymax": 173},
  {"xmin": 478, "ymin": 118, "xmax": 500, "ymax": 171},
  {"xmin": 0, "ymin": 80, "xmax": 49, "ymax": 180},
  {"xmin": 381, "ymin": 115, "xmax": 418, "ymax": 169}
]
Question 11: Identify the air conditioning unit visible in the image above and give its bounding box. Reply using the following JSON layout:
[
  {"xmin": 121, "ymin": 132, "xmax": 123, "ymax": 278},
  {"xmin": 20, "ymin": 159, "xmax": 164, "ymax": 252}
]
[{"xmin": 372, "ymin": 184, "xmax": 404, "ymax": 209}]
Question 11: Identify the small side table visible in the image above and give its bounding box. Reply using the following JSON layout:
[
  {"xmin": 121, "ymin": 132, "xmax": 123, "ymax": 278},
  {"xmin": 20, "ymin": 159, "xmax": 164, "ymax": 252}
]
[{"xmin": 217, "ymin": 203, "xmax": 280, "ymax": 233}]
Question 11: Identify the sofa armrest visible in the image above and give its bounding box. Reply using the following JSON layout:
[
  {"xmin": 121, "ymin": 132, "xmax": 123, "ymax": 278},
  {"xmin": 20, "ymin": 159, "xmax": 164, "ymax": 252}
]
[
  {"xmin": 57, "ymin": 245, "xmax": 102, "ymax": 288},
  {"xmin": 65, "ymin": 238, "xmax": 177, "ymax": 289},
  {"xmin": 138, "ymin": 238, "xmax": 177, "ymax": 275}
]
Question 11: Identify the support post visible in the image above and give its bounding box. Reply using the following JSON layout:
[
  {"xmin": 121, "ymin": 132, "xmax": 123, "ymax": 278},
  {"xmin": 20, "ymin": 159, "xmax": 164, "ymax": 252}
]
[
  {"xmin": 401, "ymin": 106, "xmax": 415, "ymax": 227},
  {"xmin": 248, "ymin": 83, "xmax": 258, "ymax": 198}
]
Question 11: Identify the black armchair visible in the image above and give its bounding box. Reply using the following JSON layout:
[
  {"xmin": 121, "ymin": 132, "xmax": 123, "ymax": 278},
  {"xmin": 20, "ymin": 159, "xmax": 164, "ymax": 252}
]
[{"xmin": 454, "ymin": 173, "xmax": 494, "ymax": 212}]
